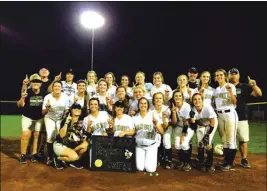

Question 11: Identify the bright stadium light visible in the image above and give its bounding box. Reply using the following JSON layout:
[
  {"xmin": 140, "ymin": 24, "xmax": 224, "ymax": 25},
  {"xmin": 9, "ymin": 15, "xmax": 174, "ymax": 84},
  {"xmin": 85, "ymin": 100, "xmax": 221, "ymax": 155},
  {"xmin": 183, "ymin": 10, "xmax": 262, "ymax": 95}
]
[
  {"xmin": 80, "ymin": 11, "xmax": 105, "ymax": 70},
  {"xmin": 80, "ymin": 11, "xmax": 105, "ymax": 29}
]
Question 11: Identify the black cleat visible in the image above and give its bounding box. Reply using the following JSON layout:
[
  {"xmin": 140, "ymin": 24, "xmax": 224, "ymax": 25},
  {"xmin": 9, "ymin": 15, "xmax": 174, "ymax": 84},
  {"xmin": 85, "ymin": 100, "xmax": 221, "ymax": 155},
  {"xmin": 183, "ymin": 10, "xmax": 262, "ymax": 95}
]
[
  {"xmin": 69, "ymin": 160, "xmax": 84, "ymax": 170},
  {"xmin": 207, "ymin": 165, "xmax": 215, "ymax": 173},
  {"xmin": 46, "ymin": 157, "xmax": 53, "ymax": 166},
  {"xmin": 53, "ymin": 158, "xmax": 64, "ymax": 170},
  {"xmin": 165, "ymin": 160, "xmax": 174, "ymax": 169},
  {"xmin": 36, "ymin": 151, "xmax": 45, "ymax": 161},
  {"xmin": 175, "ymin": 162, "xmax": 184, "ymax": 171},
  {"xmin": 240, "ymin": 158, "xmax": 251, "ymax": 168},
  {"xmin": 19, "ymin": 154, "xmax": 27, "ymax": 164},
  {"xmin": 30, "ymin": 154, "xmax": 39, "ymax": 163},
  {"xmin": 182, "ymin": 163, "xmax": 192, "ymax": 172},
  {"xmin": 220, "ymin": 163, "xmax": 235, "ymax": 172}
]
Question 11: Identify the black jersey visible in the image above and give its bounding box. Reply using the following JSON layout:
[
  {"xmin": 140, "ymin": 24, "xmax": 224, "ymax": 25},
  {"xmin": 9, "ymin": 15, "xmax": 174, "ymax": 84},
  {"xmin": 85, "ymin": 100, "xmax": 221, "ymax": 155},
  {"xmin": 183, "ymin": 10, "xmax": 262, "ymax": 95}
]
[
  {"xmin": 235, "ymin": 83, "xmax": 253, "ymax": 120},
  {"xmin": 23, "ymin": 88, "xmax": 46, "ymax": 120}
]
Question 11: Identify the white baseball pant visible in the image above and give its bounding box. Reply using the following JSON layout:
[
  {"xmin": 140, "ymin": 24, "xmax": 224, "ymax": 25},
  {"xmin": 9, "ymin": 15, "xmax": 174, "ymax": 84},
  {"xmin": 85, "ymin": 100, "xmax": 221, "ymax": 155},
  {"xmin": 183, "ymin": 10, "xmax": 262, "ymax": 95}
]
[
  {"xmin": 136, "ymin": 142, "xmax": 158, "ymax": 173},
  {"xmin": 217, "ymin": 109, "xmax": 238, "ymax": 149},
  {"xmin": 163, "ymin": 126, "xmax": 173, "ymax": 149},
  {"xmin": 174, "ymin": 127, "xmax": 194, "ymax": 150},
  {"xmin": 44, "ymin": 117, "xmax": 62, "ymax": 143},
  {"xmin": 196, "ymin": 118, "xmax": 218, "ymax": 146}
]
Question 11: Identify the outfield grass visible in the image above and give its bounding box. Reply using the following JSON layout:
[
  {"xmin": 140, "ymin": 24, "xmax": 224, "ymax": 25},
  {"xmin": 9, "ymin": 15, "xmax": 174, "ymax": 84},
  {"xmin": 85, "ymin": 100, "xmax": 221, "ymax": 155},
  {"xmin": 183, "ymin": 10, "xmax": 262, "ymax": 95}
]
[{"xmin": 1, "ymin": 115, "xmax": 266, "ymax": 153}]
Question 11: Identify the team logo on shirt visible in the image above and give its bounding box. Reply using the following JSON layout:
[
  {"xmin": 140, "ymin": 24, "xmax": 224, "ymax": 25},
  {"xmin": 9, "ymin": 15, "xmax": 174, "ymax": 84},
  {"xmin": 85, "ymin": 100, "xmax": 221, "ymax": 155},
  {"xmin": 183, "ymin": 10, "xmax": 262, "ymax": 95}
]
[
  {"xmin": 135, "ymin": 124, "xmax": 153, "ymax": 131},
  {"xmin": 214, "ymin": 92, "xmax": 229, "ymax": 99},
  {"xmin": 204, "ymin": 94, "xmax": 212, "ymax": 100},
  {"xmin": 29, "ymin": 96, "xmax": 43, "ymax": 106},
  {"xmin": 114, "ymin": 125, "xmax": 129, "ymax": 132},
  {"xmin": 63, "ymin": 86, "xmax": 75, "ymax": 96},
  {"xmin": 92, "ymin": 122, "xmax": 107, "ymax": 131}
]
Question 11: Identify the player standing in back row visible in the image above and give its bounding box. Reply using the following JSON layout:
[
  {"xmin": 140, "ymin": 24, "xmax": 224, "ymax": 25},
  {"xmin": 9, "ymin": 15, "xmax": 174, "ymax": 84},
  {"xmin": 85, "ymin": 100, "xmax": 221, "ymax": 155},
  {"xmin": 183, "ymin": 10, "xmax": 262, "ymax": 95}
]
[
  {"xmin": 228, "ymin": 68, "xmax": 262, "ymax": 168},
  {"xmin": 214, "ymin": 69, "xmax": 238, "ymax": 172}
]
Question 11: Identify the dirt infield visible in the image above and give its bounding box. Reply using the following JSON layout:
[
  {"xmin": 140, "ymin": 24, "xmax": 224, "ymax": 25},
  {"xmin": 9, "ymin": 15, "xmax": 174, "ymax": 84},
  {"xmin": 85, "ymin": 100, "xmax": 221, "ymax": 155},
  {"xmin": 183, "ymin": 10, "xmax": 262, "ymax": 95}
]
[{"xmin": 1, "ymin": 138, "xmax": 266, "ymax": 191}]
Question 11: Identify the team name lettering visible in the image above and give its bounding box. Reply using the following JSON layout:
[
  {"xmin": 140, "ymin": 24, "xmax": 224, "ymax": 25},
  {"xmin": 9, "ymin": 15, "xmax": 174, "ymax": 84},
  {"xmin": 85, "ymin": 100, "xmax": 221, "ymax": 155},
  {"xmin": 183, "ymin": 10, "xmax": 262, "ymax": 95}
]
[
  {"xmin": 214, "ymin": 92, "xmax": 229, "ymax": 99},
  {"xmin": 92, "ymin": 122, "xmax": 107, "ymax": 131},
  {"xmin": 135, "ymin": 124, "xmax": 153, "ymax": 131},
  {"xmin": 204, "ymin": 94, "xmax": 212, "ymax": 100},
  {"xmin": 30, "ymin": 96, "xmax": 43, "ymax": 106},
  {"xmin": 114, "ymin": 125, "xmax": 129, "ymax": 132}
]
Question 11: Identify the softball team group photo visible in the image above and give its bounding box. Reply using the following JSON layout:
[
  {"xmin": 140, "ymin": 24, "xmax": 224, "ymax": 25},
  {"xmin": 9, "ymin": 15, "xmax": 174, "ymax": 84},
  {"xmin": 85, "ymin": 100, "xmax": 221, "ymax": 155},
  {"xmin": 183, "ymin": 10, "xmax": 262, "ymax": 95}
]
[{"xmin": 17, "ymin": 66, "xmax": 262, "ymax": 174}]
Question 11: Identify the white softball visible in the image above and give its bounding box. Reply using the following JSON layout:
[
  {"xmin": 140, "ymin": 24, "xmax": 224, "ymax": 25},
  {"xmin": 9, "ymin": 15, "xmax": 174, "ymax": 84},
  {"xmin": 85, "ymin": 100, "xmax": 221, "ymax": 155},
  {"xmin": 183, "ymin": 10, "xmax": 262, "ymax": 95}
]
[{"xmin": 214, "ymin": 144, "xmax": 224, "ymax": 156}]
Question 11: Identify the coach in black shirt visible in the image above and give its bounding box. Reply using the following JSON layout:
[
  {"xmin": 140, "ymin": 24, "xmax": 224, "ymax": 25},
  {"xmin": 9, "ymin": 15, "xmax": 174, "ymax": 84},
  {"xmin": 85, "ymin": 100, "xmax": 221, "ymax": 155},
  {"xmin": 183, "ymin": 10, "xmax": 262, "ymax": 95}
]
[
  {"xmin": 17, "ymin": 74, "xmax": 46, "ymax": 164},
  {"xmin": 188, "ymin": 67, "xmax": 200, "ymax": 89},
  {"xmin": 229, "ymin": 68, "xmax": 262, "ymax": 168}
]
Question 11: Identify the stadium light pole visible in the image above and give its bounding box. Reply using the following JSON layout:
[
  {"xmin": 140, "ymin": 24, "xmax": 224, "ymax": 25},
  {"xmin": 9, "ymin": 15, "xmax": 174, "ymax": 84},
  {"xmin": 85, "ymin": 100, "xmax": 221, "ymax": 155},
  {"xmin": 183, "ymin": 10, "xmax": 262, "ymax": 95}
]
[{"xmin": 80, "ymin": 11, "xmax": 105, "ymax": 70}]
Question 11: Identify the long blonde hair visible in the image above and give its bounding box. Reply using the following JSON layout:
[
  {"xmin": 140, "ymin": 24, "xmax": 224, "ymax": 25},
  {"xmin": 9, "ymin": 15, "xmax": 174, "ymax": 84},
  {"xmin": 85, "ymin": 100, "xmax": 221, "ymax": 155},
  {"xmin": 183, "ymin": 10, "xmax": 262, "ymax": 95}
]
[
  {"xmin": 176, "ymin": 74, "xmax": 188, "ymax": 90},
  {"xmin": 214, "ymin": 69, "xmax": 228, "ymax": 83},
  {"xmin": 198, "ymin": 71, "xmax": 211, "ymax": 90},
  {"xmin": 87, "ymin": 70, "xmax": 98, "ymax": 84}
]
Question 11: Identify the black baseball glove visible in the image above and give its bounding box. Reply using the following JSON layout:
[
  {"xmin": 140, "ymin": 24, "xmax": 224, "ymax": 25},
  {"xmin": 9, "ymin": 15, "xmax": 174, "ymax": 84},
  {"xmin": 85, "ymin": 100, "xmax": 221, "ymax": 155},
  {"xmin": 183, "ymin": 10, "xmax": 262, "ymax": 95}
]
[{"xmin": 189, "ymin": 110, "xmax": 195, "ymax": 118}]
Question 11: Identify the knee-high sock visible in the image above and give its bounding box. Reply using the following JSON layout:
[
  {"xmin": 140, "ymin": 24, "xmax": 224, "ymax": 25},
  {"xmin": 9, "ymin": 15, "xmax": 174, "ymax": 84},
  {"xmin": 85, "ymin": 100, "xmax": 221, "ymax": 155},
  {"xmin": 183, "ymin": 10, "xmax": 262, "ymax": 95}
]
[
  {"xmin": 223, "ymin": 148, "xmax": 229, "ymax": 164},
  {"xmin": 47, "ymin": 143, "xmax": 54, "ymax": 159},
  {"xmin": 228, "ymin": 149, "xmax": 237, "ymax": 165},
  {"xmin": 197, "ymin": 147, "xmax": 205, "ymax": 163},
  {"xmin": 158, "ymin": 141, "xmax": 164, "ymax": 160},
  {"xmin": 188, "ymin": 143, "xmax": 192, "ymax": 162},
  {"xmin": 206, "ymin": 145, "xmax": 214, "ymax": 166},
  {"xmin": 177, "ymin": 149, "xmax": 183, "ymax": 163},
  {"xmin": 165, "ymin": 148, "xmax": 172, "ymax": 161},
  {"xmin": 183, "ymin": 149, "xmax": 190, "ymax": 164}
]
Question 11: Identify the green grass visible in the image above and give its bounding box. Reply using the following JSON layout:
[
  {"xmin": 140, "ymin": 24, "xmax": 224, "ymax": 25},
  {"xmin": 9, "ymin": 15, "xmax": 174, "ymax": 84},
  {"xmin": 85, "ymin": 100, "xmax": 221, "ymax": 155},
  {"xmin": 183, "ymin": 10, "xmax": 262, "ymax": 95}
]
[
  {"xmin": 1, "ymin": 115, "xmax": 266, "ymax": 153},
  {"xmin": 1, "ymin": 115, "xmax": 22, "ymax": 137}
]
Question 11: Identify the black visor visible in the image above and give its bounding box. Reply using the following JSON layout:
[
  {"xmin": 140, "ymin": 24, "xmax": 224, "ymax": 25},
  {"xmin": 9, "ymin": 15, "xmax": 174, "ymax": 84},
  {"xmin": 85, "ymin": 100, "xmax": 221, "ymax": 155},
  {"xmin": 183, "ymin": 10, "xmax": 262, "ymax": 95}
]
[
  {"xmin": 71, "ymin": 103, "xmax": 82, "ymax": 110},
  {"xmin": 114, "ymin": 101, "xmax": 125, "ymax": 108}
]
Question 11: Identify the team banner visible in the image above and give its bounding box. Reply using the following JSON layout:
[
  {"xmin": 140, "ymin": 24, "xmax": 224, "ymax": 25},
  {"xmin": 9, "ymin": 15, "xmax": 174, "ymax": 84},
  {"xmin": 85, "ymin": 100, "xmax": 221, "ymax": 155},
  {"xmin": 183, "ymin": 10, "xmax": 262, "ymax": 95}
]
[{"xmin": 90, "ymin": 136, "xmax": 136, "ymax": 173}]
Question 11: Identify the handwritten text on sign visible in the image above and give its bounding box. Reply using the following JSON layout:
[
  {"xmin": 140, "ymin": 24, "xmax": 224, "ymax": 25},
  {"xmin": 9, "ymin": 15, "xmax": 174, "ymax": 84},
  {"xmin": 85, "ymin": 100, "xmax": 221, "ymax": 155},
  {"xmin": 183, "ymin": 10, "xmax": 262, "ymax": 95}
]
[{"xmin": 91, "ymin": 136, "xmax": 136, "ymax": 173}]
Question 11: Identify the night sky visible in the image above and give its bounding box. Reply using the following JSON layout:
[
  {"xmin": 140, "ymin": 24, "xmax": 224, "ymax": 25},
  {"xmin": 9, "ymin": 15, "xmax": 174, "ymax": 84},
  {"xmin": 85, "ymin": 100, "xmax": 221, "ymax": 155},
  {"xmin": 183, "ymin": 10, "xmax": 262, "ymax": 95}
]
[{"xmin": 1, "ymin": 2, "xmax": 266, "ymax": 101}]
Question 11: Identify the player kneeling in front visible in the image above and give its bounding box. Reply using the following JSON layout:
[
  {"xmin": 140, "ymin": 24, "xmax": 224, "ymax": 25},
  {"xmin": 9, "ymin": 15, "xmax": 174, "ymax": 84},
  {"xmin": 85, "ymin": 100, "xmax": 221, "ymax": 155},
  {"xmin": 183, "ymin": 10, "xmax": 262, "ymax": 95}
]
[
  {"xmin": 190, "ymin": 93, "xmax": 218, "ymax": 173},
  {"xmin": 53, "ymin": 103, "xmax": 88, "ymax": 170},
  {"xmin": 171, "ymin": 90, "xmax": 194, "ymax": 172},
  {"xmin": 133, "ymin": 97, "xmax": 164, "ymax": 173}
]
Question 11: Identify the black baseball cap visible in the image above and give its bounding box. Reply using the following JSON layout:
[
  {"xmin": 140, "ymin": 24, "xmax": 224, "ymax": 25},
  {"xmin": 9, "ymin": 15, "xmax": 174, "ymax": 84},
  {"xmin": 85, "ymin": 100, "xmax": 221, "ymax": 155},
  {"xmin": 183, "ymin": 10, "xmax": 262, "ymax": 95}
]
[
  {"xmin": 229, "ymin": 68, "xmax": 239, "ymax": 74},
  {"xmin": 66, "ymin": 69, "xmax": 74, "ymax": 75},
  {"xmin": 70, "ymin": 103, "xmax": 82, "ymax": 110},
  {"xmin": 114, "ymin": 101, "xmax": 125, "ymax": 108},
  {"xmin": 188, "ymin": 67, "xmax": 198, "ymax": 74}
]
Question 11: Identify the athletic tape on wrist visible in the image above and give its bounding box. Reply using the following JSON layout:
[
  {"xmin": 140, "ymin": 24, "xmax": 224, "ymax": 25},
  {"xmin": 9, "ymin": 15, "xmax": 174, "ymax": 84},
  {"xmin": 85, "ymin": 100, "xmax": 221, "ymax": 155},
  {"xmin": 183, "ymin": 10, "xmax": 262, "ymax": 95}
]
[{"xmin": 207, "ymin": 125, "xmax": 214, "ymax": 135}]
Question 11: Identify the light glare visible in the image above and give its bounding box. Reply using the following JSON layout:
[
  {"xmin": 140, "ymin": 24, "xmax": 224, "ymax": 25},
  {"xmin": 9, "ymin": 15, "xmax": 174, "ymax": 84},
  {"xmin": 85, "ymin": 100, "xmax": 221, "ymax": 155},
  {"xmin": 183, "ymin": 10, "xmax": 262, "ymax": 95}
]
[{"xmin": 80, "ymin": 11, "xmax": 105, "ymax": 29}]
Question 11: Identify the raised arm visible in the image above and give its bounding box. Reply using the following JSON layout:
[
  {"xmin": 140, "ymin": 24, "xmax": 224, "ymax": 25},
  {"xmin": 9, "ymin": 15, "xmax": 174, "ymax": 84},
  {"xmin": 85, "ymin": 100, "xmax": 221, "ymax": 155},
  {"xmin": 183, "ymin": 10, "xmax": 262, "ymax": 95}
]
[{"xmin": 17, "ymin": 90, "xmax": 28, "ymax": 108}]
